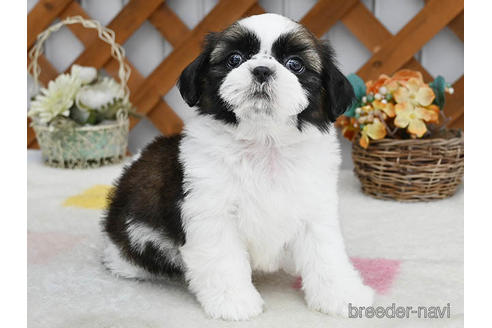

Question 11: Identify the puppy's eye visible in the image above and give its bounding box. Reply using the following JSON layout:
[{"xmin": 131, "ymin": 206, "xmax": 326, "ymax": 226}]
[
  {"xmin": 227, "ymin": 53, "xmax": 244, "ymax": 68},
  {"xmin": 285, "ymin": 57, "xmax": 305, "ymax": 74}
]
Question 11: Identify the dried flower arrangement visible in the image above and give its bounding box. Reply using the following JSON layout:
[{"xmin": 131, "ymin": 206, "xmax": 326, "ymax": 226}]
[
  {"xmin": 336, "ymin": 69, "xmax": 455, "ymax": 148},
  {"xmin": 28, "ymin": 65, "xmax": 131, "ymax": 127}
]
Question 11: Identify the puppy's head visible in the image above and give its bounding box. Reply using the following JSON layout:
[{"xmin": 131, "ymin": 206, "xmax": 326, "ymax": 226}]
[{"xmin": 178, "ymin": 13, "xmax": 354, "ymax": 131}]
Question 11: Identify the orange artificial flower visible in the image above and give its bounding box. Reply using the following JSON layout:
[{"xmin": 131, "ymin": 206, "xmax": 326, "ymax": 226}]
[
  {"xmin": 426, "ymin": 104, "xmax": 440, "ymax": 124},
  {"xmin": 336, "ymin": 116, "xmax": 359, "ymax": 141},
  {"xmin": 372, "ymin": 100, "xmax": 395, "ymax": 118},
  {"xmin": 393, "ymin": 78, "xmax": 435, "ymax": 107},
  {"xmin": 391, "ymin": 69, "xmax": 424, "ymax": 83},
  {"xmin": 359, "ymin": 119, "xmax": 386, "ymax": 149},
  {"xmin": 366, "ymin": 75, "xmax": 390, "ymax": 94},
  {"xmin": 394, "ymin": 102, "xmax": 436, "ymax": 137}
]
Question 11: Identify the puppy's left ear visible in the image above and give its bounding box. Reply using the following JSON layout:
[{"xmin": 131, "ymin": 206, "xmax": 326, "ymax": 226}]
[{"xmin": 319, "ymin": 42, "xmax": 355, "ymax": 122}]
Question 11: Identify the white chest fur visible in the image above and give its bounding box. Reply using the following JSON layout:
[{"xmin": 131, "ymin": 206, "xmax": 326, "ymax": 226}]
[{"xmin": 179, "ymin": 115, "xmax": 341, "ymax": 273}]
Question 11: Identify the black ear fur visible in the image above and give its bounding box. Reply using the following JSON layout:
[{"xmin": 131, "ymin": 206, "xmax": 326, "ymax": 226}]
[
  {"xmin": 177, "ymin": 33, "xmax": 218, "ymax": 107},
  {"xmin": 319, "ymin": 42, "xmax": 355, "ymax": 122},
  {"xmin": 177, "ymin": 52, "xmax": 208, "ymax": 107}
]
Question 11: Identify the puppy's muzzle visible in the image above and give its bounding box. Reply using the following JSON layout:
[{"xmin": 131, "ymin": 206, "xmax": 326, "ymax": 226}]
[{"xmin": 252, "ymin": 66, "xmax": 273, "ymax": 83}]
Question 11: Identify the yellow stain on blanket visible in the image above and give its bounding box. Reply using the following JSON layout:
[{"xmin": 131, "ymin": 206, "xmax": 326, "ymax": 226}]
[{"xmin": 63, "ymin": 185, "xmax": 114, "ymax": 210}]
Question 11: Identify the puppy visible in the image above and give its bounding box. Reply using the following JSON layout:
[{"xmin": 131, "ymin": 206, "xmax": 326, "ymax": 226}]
[{"xmin": 102, "ymin": 13, "xmax": 374, "ymax": 320}]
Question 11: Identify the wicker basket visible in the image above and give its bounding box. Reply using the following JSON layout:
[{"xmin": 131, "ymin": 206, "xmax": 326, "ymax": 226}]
[
  {"xmin": 28, "ymin": 16, "xmax": 131, "ymax": 169},
  {"xmin": 352, "ymin": 131, "xmax": 464, "ymax": 201}
]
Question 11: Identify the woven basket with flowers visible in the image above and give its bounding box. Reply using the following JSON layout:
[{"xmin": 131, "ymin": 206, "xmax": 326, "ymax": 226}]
[
  {"xmin": 28, "ymin": 16, "xmax": 132, "ymax": 169},
  {"xmin": 336, "ymin": 69, "xmax": 464, "ymax": 201}
]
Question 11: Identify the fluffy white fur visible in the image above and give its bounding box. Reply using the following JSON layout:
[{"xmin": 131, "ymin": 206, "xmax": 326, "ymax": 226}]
[
  {"xmin": 219, "ymin": 53, "xmax": 309, "ymax": 119},
  {"xmin": 102, "ymin": 237, "xmax": 153, "ymax": 280},
  {"xmin": 126, "ymin": 221, "xmax": 184, "ymax": 268},
  {"xmin": 240, "ymin": 13, "xmax": 298, "ymax": 53},
  {"xmin": 177, "ymin": 113, "xmax": 373, "ymax": 320}
]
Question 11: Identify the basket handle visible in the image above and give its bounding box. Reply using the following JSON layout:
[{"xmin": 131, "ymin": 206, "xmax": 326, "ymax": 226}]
[{"xmin": 28, "ymin": 16, "xmax": 130, "ymax": 103}]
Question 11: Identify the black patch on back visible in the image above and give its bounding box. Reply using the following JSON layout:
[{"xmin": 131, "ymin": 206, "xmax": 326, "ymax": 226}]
[
  {"xmin": 102, "ymin": 135, "xmax": 186, "ymax": 278},
  {"xmin": 177, "ymin": 24, "xmax": 261, "ymax": 125}
]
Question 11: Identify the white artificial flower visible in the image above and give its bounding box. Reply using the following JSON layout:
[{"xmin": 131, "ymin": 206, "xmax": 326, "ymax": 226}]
[
  {"xmin": 71, "ymin": 65, "xmax": 97, "ymax": 84},
  {"xmin": 76, "ymin": 77, "xmax": 125, "ymax": 111},
  {"xmin": 28, "ymin": 74, "xmax": 82, "ymax": 125}
]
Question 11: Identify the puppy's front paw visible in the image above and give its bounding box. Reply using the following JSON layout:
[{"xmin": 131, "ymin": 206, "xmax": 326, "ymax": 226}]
[
  {"xmin": 306, "ymin": 280, "xmax": 374, "ymax": 318},
  {"xmin": 201, "ymin": 287, "xmax": 264, "ymax": 321}
]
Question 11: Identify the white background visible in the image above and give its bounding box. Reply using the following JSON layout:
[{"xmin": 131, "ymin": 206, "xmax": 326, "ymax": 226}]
[{"xmin": 27, "ymin": 0, "xmax": 464, "ymax": 168}]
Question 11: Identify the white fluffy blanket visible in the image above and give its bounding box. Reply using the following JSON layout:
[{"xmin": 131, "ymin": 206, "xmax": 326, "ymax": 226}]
[{"xmin": 27, "ymin": 150, "xmax": 463, "ymax": 328}]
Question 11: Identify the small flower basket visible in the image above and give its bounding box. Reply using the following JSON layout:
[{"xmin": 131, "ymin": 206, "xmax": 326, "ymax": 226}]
[
  {"xmin": 28, "ymin": 16, "xmax": 131, "ymax": 169},
  {"xmin": 336, "ymin": 70, "xmax": 464, "ymax": 201}
]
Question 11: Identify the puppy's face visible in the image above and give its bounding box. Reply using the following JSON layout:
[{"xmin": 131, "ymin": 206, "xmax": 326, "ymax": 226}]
[{"xmin": 178, "ymin": 13, "xmax": 354, "ymax": 131}]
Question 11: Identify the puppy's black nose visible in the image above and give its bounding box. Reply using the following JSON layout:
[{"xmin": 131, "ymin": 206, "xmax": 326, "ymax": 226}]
[{"xmin": 252, "ymin": 66, "xmax": 273, "ymax": 83}]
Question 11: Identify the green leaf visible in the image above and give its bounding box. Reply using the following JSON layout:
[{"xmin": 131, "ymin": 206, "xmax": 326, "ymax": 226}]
[
  {"xmin": 69, "ymin": 105, "xmax": 90, "ymax": 125},
  {"xmin": 430, "ymin": 75, "xmax": 446, "ymax": 110},
  {"xmin": 345, "ymin": 74, "xmax": 366, "ymax": 117},
  {"xmin": 344, "ymin": 102, "xmax": 358, "ymax": 117},
  {"xmin": 347, "ymin": 73, "xmax": 366, "ymax": 100},
  {"xmin": 86, "ymin": 111, "xmax": 98, "ymax": 125}
]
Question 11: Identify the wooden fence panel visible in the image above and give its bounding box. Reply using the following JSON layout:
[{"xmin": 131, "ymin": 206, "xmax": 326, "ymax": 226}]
[{"xmin": 27, "ymin": 0, "xmax": 464, "ymax": 149}]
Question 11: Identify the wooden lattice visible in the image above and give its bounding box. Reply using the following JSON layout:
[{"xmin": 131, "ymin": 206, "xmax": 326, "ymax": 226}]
[{"xmin": 27, "ymin": 0, "xmax": 464, "ymax": 149}]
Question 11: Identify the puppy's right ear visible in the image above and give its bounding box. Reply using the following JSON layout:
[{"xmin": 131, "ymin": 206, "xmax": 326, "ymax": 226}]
[
  {"xmin": 177, "ymin": 33, "xmax": 217, "ymax": 107},
  {"xmin": 177, "ymin": 52, "xmax": 208, "ymax": 107}
]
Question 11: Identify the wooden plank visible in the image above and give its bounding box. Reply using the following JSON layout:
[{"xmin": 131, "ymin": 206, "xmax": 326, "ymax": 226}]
[
  {"xmin": 444, "ymin": 76, "xmax": 464, "ymax": 127},
  {"xmin": 58, "ymin": 0, "xmax": 98, "ymax": 45},
  {"xmin": 342, "ymin": 1, "xmax": 433, "ymax": 81},
  {"xmin": 357, "ymin": 0, "xmax": 464, "ymax": 80},
  {"xmin": 146, "ymin": 101, "xmax": 184, "ymax": 136},
  {"xmin": 448, "ymin": 11, "xmax": 464, "ymax": 41},
  {"xmin": 29, "ymin": 139, "xmax": 40, "ymax": 150},
  {"xmin": 149, "ymin": 3, "xmax": 191, "ymax": 47},
  {"xmin": 69, "ymin": 0, "xmax": 163, "ymax": 70},
  {"xmin": 130, "ymin": 0, "xmax": 258, "ymax": 123},
  {"xmin": 424, "ymin": 0, "xmax": 463, "ymax": 41},
  {"xmin": 449, "ymin": 113, "xmax": 463, "ymax": 130},
  {"xmin": 27, "ymin": 0, "xmax": 72, "ymax": 49},
  {"xmin": 341, "ymin": 1, "xmax": 388, "ymax": 54},
  {"xmin": 242, "ymin": 3, "xmax": 266, "ymax": 17},
  {"xmin": 300, "ymin": 0, "xmax": 358, "ymax": 37},
  {"xmin": 27, "ymin": 54, "xmax": 59, "ymax": 86}
]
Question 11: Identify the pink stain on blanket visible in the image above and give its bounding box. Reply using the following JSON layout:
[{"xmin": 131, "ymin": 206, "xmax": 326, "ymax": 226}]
[
  {"xmin": 28, "ymin": 231, "xmax": 84, "ymax": 265},
  {"xmin": 292, "ymin": 257, "xmax": 400, "ymax": 295}
]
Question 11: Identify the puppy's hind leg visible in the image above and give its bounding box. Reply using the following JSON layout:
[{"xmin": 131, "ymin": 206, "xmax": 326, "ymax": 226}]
[{"xmin": 102, "ymin": 236, "xmax": 153, "ymax": 280}]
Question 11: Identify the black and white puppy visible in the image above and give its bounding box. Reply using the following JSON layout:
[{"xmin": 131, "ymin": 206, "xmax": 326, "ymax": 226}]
[{"xmin": 102, "ymin": 13, "xmax": 374, "ymax": 320}]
